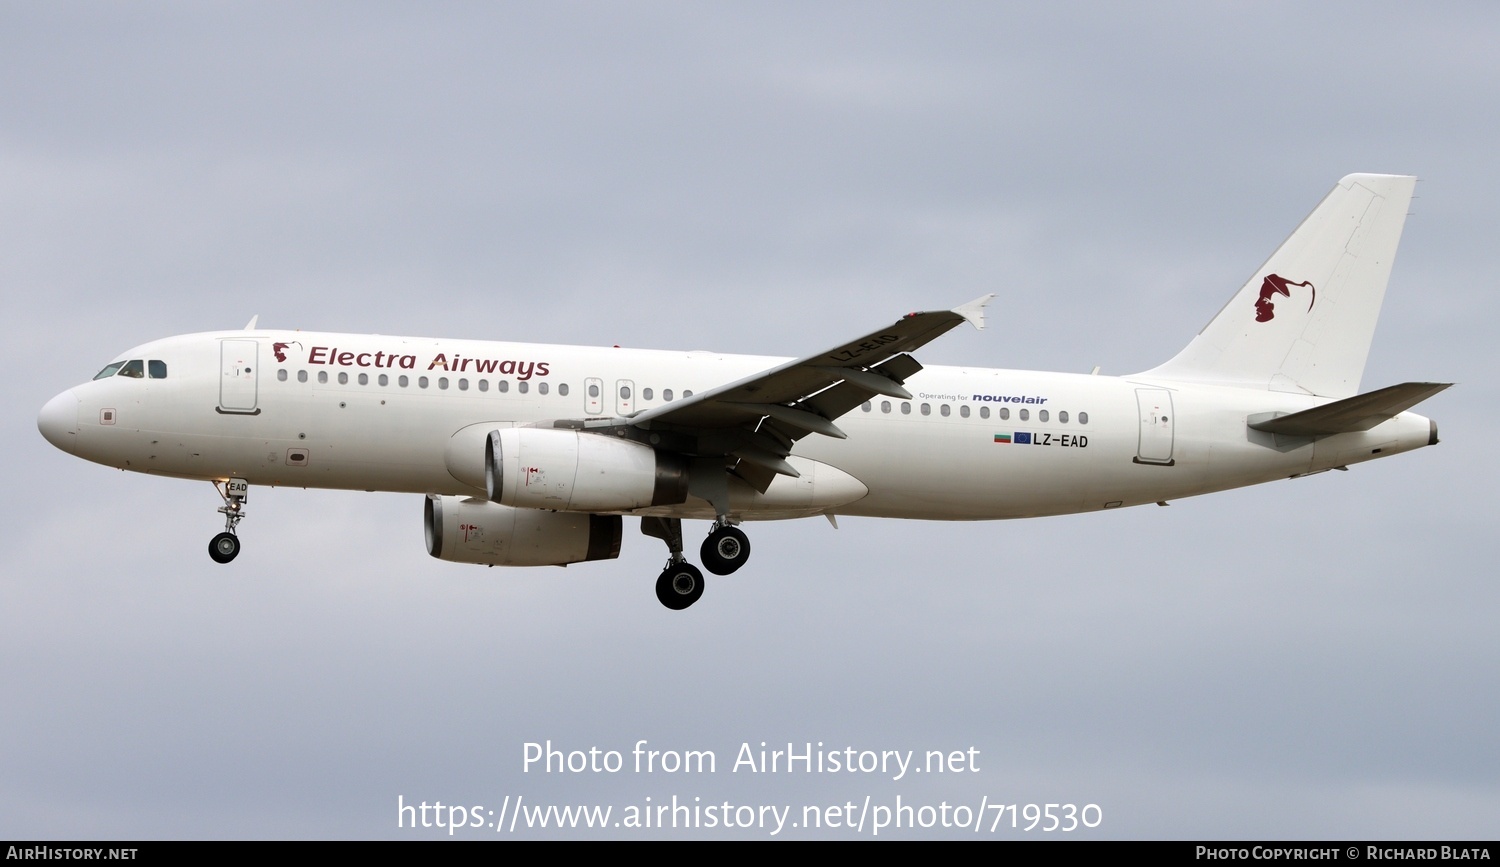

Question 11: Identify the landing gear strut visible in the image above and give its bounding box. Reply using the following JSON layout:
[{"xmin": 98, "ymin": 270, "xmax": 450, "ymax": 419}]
[
  {"xmin": 209, "ymin": 478, "xmax": 249, "ymax": 564},
  {"xmin": 642, "ymin": 516, "xmax": 703, "ymax": 610},
  {"xmin": 641, "ymin": 516, "xmax": 754, "ymax": 609},
  {"xmin": 701, "ymin": 521, "xmax": 750, "ymax": 575},
  {"xmin": 639, "ymin": 516, "xmax": 714, "ymax": 612}
]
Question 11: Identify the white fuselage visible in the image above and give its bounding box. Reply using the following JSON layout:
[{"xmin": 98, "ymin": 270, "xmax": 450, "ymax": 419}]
[{"xmin": 39, "ymin": 329, "xmax": 1436, "ymax": 523}]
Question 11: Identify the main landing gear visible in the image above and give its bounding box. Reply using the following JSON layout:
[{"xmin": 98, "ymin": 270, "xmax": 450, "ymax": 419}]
[
  {"xmin": 642, "ymin": 517, "xmax": 752, "ymax": 610},
  {"xmin": 701, "ymin": 522, "xmax": 750, "ymax": 575},
  {"xmin": 656, "ymin": 561, "xmax": 704, "ymax": 611},
  {"xmin": 208, "ymin": 478, "xmax": 249, "ymax": 564}
]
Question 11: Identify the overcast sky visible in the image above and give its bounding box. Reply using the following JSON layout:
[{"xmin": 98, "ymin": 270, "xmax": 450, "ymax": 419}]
[{"xmin": 3, "ymin": 2, "xmax": 1496, "ymax": 840}]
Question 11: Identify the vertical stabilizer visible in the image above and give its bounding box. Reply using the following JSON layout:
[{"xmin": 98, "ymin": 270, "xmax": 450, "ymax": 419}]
[{"xmin": 1141, "ymin": 174, "xmax": 1416, "ymax": 398}]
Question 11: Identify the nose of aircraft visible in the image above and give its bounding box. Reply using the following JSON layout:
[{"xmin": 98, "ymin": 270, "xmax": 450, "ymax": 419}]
[{"xmin": 38, "ymin": 389, "xmax": 79, "ymax": 454}]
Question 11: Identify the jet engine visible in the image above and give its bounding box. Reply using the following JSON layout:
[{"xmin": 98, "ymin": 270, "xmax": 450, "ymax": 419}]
[
  {"xmin": 424, "ymin": 495, "xmax": 621, "ymax": 567},
  {"xmin": 485, "ymin": 428, "xmax": 688, "ymax": 512}
]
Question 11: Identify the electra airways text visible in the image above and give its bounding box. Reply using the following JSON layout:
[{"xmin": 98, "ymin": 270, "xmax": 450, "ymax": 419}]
[{"xmin": 39, "ymin": 175, "xmax": 1449, "ymax": 609}]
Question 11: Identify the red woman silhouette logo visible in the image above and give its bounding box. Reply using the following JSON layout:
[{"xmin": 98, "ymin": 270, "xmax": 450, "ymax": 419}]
[{"xmin": 1254, "ymin": 274, "xmax": 1315, "ymax": 323}]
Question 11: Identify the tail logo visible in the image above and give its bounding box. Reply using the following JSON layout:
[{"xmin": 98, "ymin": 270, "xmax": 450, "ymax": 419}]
[{"xmin": 1254, "ymin": 274, "xmax": 1315, "ymax": 323}]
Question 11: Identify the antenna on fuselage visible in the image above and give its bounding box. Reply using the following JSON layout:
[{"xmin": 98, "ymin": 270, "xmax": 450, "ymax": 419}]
[{"xmin": 243, "ymin": 315, "xmax": 259, "ymax": 330}]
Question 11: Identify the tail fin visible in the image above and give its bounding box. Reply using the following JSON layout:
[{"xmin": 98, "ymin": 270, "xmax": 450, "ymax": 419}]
[{"xmin": 1141, "ymin": 173, "xmax": 1417, "ymax": 398}]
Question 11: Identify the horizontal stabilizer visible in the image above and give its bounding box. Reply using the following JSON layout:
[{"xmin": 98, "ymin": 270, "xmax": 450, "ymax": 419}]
[{"xmin": 1248, "ymin": 382, "xmax": 1451, "ymax": 436}]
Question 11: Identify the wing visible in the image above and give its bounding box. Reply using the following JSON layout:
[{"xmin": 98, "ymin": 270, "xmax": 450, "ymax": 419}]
[{"xmin": 616, "ymin": 294, "xmax": 995, "ymax": 493}]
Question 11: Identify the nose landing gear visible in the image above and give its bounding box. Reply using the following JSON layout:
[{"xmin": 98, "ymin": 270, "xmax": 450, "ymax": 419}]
[{"xmin": 208, "ymin": 478, "xmax": 249, "ymax": 564}]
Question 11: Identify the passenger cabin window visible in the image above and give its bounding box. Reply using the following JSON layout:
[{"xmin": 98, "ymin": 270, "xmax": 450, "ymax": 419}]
[{"xmin": 559, "ymin": 383, "xmax": 569, "ymax": 396}]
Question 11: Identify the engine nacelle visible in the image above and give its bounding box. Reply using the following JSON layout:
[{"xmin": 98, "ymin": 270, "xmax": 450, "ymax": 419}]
[
  {"xmin": 424, "ymin": 495, "xmax": 621, "ymax": 567},
  {"xmin": 485, "ymin": 427, "xmax": 688, "ymax": 512}
]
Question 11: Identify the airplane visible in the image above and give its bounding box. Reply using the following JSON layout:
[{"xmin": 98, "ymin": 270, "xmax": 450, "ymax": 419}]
[{"xmin": 37, "ymin": 174, "xmax": 1449, "ymax": 610}]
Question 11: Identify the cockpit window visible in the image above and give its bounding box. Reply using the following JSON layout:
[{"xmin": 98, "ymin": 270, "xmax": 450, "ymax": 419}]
[{"xmin": 92, "ymin": 358, "xmax": 164, "ymax": 380}]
